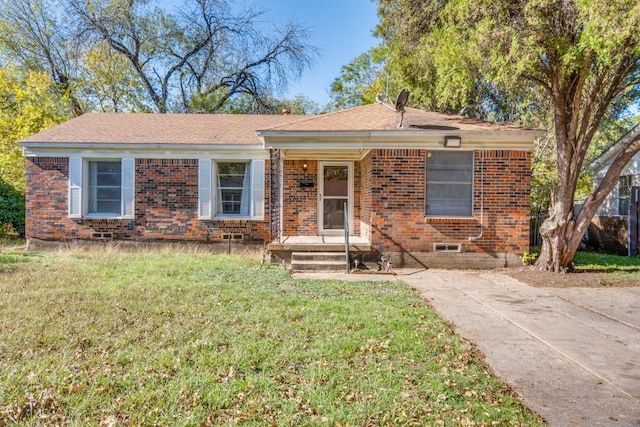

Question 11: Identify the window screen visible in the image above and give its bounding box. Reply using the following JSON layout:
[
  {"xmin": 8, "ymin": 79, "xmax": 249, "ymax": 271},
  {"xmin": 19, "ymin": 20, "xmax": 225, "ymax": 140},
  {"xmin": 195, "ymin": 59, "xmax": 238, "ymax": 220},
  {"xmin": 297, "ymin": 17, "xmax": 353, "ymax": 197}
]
[
  {"xmin": 425, "ymin": 151, "xmax": 473, "ymax": 217},
  {"xmin": 217, "ymin": 162, "xmax": 249, "ymax": 215},
  {"xmin": 88, "ymin": 161, "xmax": 122, "ymax": 215}
]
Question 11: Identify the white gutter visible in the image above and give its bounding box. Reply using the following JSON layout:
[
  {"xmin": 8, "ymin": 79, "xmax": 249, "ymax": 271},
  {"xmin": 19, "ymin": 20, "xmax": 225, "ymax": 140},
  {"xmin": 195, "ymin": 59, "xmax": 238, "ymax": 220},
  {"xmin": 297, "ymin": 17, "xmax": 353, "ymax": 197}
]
[
  {"xmin": 20, "ymin": 142, "xmax": 267, "ymax": 158},
  {"xmin": 257, "ymin": 129, "xmax": 545, "ymax": 151}
]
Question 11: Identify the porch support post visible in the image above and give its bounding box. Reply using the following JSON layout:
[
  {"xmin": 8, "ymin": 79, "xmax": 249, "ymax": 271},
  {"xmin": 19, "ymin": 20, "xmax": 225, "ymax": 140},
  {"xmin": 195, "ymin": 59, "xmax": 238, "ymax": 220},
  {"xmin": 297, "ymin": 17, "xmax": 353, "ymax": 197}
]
[
  {"xmin": 269, "ymin": 148, "xmax": 281, "ymax": 243},
  {"xmin": 344, "ymin": 201, "xmax": 350, "ymax": 273}
]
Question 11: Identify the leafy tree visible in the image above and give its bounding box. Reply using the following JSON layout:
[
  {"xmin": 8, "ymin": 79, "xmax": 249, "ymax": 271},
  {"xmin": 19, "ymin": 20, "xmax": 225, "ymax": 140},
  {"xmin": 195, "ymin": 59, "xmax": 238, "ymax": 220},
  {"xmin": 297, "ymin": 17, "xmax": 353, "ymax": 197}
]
[
  {"xmin": 376, "ymin": 0, "xmax": 640, "ymax": 271},
  {"xmin": 0, "ymin": 68, "xmax": 71, "ymax": 235},
  {"xmin": 275, "ymin": 95, "xmax": 322, "ymax": 116},
  {"xmin": 0, "ymin": 0, "xmax": 317, "ymax": 114},
  {"xmin": 0, "ymin": 0, "xmax": 85, "ymax": 115},
  {"xmin": 0, "ymin": 69, "xmax": 72, "ymax": 191},
  {"xmin": 71, "ymin": 0, "xmax": 317, "ymax": 113},
  {"xmin": 80, "ymin": 42, "xmax": 150, "ymax": 112},
  {"xmin": 328, "ymin": 49, "xmax": 386, "ymax": 110}
]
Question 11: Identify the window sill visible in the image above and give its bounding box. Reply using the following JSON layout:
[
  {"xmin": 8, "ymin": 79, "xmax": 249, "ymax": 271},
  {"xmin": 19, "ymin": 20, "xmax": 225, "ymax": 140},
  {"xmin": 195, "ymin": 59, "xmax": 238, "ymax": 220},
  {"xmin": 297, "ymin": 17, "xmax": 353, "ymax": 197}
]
[
  {"xmin": 424, "ymin": 216, "xmax": 477, "ymax": 224},
  {"xmin": 214, "ymin": 215, "xmax": 252, "ymax": 220},
  {"xmin": 83, "ymin": 214, "xmax": 129, "ymax": 220}
]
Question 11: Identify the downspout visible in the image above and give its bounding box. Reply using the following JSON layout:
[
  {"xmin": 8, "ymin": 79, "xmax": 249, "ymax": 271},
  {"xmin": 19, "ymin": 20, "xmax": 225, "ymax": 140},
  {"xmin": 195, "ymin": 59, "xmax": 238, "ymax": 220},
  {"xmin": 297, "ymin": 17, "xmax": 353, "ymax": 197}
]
[{"xmin": 469, "ymin": 149, "xmax": 484, "ymax": 241}]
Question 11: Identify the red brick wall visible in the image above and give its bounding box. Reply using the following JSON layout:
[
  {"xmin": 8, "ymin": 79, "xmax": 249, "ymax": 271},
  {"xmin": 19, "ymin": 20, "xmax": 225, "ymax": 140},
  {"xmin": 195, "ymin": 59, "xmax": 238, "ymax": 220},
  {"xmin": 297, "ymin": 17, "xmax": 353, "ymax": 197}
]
[
  {"xmin": 282, "ymin": 159, "xmax": 318, "ymax": 235},
  {"xmin": 361, "ymin": 149, "xmax": 531, "ymax": 257},
  {"xmin": 25, "ymin": 157, "xmax": 270, "ymax": 242},
  {"xmin": 26, "ymin": 149, "xmax": 531, "ymax": 259}
]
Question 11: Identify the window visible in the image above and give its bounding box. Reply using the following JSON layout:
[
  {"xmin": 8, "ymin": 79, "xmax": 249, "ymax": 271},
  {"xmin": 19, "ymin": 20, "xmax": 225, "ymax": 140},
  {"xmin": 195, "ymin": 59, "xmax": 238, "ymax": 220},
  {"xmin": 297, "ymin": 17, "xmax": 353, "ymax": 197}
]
[
  {"xmin": 618, "ymin": 175, "xmax": 632, "ymax": 216},
  {"xmin": 217, "ymin": 162, "xmax": 250, "ymax": 215},
  {"xmin": 425, "ymin": 151, "xmax": 473, "ymax": 217},
  {"xmin": 68, "ymin": 157, "xmax": 135, "ymax": 219},
  {"xmin": 198, "ymin": 159, "xmax": 265, "ymax": 220},
  {"xmin": 88, "ymin": 161, "xmax": 122, "ymax": 215}
]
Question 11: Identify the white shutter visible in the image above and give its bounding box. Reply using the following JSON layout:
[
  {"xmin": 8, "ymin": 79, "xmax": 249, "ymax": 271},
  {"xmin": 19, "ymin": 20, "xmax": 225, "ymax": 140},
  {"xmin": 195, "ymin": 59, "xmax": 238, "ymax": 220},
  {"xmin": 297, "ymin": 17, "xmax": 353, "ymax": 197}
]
[
  {"xmin": 121, "ymin": 158, "xmax": 135, "ymax": 218},
  {"xmin": 198, "ymin": 158, "xmax": 212, "ymax": 219},
  {"xmin": 251, "ymin": 159, "xmax": 265, "ymax": 220},
  {"xmin": 68, "ymin": 157, "xmax": 82, "ymax": 218}
]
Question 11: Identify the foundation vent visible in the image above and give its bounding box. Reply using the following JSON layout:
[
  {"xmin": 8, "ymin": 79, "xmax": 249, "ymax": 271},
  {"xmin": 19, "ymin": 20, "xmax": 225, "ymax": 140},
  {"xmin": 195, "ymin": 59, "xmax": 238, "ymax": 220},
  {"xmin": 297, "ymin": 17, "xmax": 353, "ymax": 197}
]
[
  {"xmin": 222, "ymin": 233, "xmax": 244, "ymax": 240},
  {"xmin": 91, "ymin": 232, "xmax": 114, "ymax": 240},
  {"xmin": 434, "ymin": 243, "xmax": 461, "ymax": 253}
]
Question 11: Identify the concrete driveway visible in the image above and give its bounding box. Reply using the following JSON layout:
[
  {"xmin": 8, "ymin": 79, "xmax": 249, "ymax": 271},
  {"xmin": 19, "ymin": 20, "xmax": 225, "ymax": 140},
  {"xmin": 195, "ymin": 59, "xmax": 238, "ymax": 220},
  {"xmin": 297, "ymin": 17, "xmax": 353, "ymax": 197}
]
[{"xmin": 397, "ymin": 269, "xmax": 640, "ymax": 427}]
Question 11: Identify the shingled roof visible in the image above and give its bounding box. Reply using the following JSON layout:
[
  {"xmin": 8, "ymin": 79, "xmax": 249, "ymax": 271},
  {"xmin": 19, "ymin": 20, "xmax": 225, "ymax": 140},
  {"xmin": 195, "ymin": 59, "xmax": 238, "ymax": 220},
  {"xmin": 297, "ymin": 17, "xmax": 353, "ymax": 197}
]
[
  {"xmin": 260, "ymin": 103, "xmax": 534, "ymax": 132},
  {"xmin": 20, "ymin": 104, "xmax": 542, "ymax": 148},
  {"xmin": 20, "ymin": 112, "xmax": 306, "ymax": 145}
]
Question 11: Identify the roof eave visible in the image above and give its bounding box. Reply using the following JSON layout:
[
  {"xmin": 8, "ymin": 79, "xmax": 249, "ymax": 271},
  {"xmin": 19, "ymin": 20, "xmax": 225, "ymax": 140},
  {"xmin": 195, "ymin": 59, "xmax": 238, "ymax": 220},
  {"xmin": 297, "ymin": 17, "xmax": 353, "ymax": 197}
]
[
  {"xmin": 258, "ymin": 129, "xmax": 544, "ymax": 150},
  {"xmin": 20, "ymin": 142, "xmax": 264, "ymax": 158}
]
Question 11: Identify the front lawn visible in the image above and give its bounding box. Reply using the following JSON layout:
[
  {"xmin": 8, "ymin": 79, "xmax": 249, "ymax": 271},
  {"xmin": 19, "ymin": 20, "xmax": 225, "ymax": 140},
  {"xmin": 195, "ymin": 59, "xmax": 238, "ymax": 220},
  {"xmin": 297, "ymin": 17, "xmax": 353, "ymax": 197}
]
[{"xmin": 0, "ymin": 249, "xmax": 544, "ymax": 426}]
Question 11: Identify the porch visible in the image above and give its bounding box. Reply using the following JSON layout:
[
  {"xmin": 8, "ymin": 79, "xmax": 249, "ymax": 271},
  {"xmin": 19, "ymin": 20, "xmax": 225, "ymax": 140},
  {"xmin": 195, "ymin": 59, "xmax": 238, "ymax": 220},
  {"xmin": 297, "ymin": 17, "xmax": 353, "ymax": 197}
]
[
  {"xmin": 268, "ymin": 235, "xmax": 372, "ymax": 253},
  {"xmin": 268, "ymin": 235, "xmax": 374, "ymax": 272}
]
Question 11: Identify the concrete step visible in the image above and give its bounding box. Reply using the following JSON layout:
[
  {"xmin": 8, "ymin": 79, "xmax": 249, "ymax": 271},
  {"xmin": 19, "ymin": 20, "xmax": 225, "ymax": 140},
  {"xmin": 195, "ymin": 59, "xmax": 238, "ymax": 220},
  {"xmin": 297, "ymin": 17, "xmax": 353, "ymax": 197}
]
[
  {"xmin": 290, "ymin": 252, "xmax": 348, "ymax": 272},
  {"xmin": 291, "ymin": 252, "xmax": 346, "ymax": 261}
]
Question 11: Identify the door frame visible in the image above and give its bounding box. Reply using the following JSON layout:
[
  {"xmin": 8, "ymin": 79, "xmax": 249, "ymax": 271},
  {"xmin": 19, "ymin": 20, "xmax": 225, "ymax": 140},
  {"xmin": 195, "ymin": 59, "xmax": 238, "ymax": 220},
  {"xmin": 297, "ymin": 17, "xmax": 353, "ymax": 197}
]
[{"xmin": 318, "ymin": 161, "xmax": 354, "ymax": 235}]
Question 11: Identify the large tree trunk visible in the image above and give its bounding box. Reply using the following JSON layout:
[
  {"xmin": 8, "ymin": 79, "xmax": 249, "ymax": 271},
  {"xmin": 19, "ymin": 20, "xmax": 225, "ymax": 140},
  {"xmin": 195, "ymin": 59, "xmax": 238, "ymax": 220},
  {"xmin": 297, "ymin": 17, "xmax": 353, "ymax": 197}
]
[
  {"xmin": 536, "ymin": 204, "xmax": 582, "ymax": 272},
  {"xmin": 537, "ymin": 127, "xmax": 640, "ymax": 272}
]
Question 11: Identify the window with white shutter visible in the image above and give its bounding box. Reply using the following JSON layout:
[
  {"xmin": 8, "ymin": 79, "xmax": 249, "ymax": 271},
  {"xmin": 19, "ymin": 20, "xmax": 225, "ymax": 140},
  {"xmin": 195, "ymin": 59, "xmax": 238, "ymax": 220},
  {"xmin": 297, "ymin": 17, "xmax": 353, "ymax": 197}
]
[
  {"xmin": 68, "ymin": 158, "xmax": 134, "ymax": 218},
  {"xmin": 198, "ymin": 159, "xmax": 265, "ymax": 220}
]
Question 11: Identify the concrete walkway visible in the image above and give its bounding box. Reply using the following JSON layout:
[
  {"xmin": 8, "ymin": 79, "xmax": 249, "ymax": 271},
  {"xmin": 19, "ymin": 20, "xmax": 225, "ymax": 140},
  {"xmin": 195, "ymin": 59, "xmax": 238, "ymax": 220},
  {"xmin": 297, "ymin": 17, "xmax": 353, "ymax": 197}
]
[
  {"xmin": 399, "ymin": 270, "xmax": 640, "ymax": 427},
  {"xmin": 294, "ymin": 270, "xmax": 640, "ymax": 425}
]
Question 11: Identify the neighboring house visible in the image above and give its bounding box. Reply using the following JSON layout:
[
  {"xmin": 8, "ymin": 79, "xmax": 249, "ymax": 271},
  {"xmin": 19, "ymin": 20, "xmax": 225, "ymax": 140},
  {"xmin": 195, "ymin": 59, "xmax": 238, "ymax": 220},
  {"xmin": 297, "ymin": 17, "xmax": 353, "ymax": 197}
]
[
  {"xmin": 20, "ymin": 103, "xmax": 543, "ymax": 269},
  {"xmin": 589, "ymin": 125, "xmax": 640, "ymax": 255}
]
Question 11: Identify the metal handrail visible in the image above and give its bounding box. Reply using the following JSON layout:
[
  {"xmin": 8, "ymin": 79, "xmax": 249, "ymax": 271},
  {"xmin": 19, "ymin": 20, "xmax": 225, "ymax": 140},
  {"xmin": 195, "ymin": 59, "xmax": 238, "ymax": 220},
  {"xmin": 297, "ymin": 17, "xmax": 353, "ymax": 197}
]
[{"xmin": 344, "ymin": 202, "xmax": 349, "ymax": 273}]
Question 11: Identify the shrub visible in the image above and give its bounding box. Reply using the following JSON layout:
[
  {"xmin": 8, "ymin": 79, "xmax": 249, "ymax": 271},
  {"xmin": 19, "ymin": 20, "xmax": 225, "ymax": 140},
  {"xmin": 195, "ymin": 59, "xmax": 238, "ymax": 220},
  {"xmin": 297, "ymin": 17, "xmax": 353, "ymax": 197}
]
[
  {"xmin": 521, "ymin": 250, "xmax": 539, "ymax": 265},
  {"xmin": 0, "ymin": 181, "xmax": 25, "ymax": 237}
]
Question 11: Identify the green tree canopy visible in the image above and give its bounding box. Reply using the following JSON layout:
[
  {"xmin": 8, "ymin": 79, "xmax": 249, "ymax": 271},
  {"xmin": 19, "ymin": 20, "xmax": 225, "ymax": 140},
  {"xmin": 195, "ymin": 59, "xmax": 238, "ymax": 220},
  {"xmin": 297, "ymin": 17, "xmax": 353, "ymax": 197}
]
[
  {"xmin": 0, "ymin": 69, "xmax": 72, "ymax": 191},
  {"xmin": 328, "ymin": 49, "xmax": 386, "ymax": 110},
  {"xmin": 0, "ymin": 68, "xmax": 72, "ymax": 235},
  {"xmin": 0, "ymin": 0, "xmax": 318, "ymax": 114}
]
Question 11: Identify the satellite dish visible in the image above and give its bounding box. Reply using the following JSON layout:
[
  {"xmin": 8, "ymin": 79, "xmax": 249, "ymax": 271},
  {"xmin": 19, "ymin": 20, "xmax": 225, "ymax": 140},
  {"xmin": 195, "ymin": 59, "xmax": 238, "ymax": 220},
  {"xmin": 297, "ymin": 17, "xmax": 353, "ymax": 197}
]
[
  {"xmin": 377, "ymin": 88, "xmax": 410, "ymax": 128},
  {"xmin": 395, "ymin": 89, "xmax": 409, "ymax": 112}
]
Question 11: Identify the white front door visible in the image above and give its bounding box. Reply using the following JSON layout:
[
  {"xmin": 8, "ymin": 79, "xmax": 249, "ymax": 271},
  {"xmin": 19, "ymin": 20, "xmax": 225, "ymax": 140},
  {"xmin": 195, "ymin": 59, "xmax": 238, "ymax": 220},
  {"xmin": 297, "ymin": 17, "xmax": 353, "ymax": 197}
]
[{"xmin": 318, "ymin": 162, "xmax": 353, "ymax": 234}]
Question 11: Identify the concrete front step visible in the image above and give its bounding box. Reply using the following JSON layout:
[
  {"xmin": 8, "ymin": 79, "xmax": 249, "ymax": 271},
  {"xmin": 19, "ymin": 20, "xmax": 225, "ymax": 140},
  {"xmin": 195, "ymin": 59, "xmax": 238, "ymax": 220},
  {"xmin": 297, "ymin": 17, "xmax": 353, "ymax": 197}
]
[{"xmin": 290, "ymin": 251, "xmax": 349, "ymax": 272}]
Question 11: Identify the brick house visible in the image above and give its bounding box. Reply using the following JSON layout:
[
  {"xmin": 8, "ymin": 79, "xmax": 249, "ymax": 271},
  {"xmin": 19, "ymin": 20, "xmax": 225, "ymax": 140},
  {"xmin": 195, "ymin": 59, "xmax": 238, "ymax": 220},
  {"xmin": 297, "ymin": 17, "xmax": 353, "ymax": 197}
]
[
  {"xmin": 587, "ymin": 124, "xmax": 640, "ymax": 255},
  {"xmin": 20, "ymin": 103, "xmax": 543, "ymax": 269}
]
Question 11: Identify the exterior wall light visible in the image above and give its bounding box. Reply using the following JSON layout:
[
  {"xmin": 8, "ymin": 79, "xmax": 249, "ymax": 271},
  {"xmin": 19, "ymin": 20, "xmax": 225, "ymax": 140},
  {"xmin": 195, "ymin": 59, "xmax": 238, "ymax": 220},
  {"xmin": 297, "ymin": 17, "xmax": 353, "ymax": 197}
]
[
  {"xmin": 444, "ymin": 136, "xmax": 461, "ymax": 147},
  {"xmin": 302, "ymin": 161, "xmax": 308, "ymax": 172}
]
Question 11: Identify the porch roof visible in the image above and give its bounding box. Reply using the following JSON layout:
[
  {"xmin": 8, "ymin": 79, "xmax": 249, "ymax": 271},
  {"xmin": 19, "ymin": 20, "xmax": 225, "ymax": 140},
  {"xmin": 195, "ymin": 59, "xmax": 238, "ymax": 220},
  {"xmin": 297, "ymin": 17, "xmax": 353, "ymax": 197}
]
[{"xmin": 257, "ymin": 103, "xmax": 545, "ymax": 152}]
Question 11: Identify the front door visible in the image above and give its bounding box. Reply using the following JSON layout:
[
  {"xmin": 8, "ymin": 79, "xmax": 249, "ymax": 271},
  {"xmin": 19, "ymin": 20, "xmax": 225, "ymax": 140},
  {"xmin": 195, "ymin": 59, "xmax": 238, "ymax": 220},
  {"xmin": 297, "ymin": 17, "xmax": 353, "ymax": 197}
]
[{"xmin": 319, "ymin": 162, "xmax": 353, "ymax": 234}]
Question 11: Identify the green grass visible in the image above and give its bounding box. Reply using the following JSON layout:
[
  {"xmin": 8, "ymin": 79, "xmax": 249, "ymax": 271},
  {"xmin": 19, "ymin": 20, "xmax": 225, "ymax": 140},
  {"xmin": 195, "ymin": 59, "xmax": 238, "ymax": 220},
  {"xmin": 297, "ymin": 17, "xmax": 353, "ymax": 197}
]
[
  {"xmin": 573, "ymin": 251, "xmax": 640, "ymax": 271},
  {"xmin": 0, "ymin": 249, "xmax": 545, "ymax": 426}
]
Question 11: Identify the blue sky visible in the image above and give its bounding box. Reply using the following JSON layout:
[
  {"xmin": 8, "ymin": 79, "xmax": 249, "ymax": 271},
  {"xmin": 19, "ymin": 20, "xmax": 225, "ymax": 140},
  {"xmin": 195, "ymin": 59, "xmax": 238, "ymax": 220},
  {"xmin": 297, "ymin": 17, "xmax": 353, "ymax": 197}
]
[{"xmin": 259, "ymin": 0, "xmax": 380, "ymax": 106}]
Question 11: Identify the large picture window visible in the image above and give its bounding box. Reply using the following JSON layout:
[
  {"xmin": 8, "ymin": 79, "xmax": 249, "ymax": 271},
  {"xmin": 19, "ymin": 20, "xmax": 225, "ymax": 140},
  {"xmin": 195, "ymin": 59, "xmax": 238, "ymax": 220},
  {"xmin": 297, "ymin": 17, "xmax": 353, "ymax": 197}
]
[
  {"xmin": 425, "ymin": 151, "xmax": 474, "ymax": 217},
  {"xmin": 216, "ymin": 162, "xmax": 250, "ymax": 215}
]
